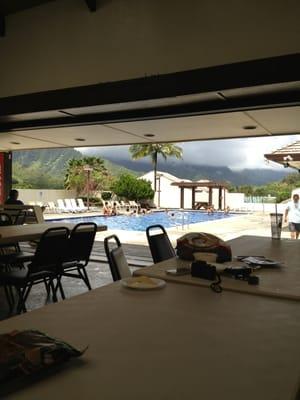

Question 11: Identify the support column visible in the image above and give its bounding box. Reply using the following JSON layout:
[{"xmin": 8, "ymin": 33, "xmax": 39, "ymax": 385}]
[
  {"xmin": 0, "ymin": 152, "xmax": 12, "ymax": 204},
  {"xmin": 208, "ymin": 187, "xmax": 212, "ymax": 206},
  {"xmin": 180, "ymin": 187, "xmax": 185, "ymax": 209},
  {"xmin": 192, "ymin": 187, "xmax": 195, "ymax": 209},
  {"xmin": 223, "ymin": 188, "xmax": 226, "ymax": 209},
  {"xmin": 218, "ymin": 187, "xmax": 222, "ymax": 210}
]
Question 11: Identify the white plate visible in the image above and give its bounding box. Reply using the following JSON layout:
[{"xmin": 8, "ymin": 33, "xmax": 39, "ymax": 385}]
[{"xmin": 121, "ymin": 276, "xmax": 166, "ymax": 290}]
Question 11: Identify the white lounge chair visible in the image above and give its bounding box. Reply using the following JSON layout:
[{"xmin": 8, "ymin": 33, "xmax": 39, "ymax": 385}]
[
  {"xmin": 77, "ymin": 198, "xmax": 88, "ymax": 211},
  {"xmin": 114, "ymin": 201, "xmax": 123, "ymax": 210},
  {"xmin": 120, "ymin": 200, "xmax": 130, "ymax": 208},
  {"xmin": 70, "ymin": 198, "xmax": 85, "ymax": 212},
  {"xmin": 65, "ymin": 198, "xmax": 81, "ymax": 213},
  {"xmin": 129, "ymin": 200, "xmax": 139, "ymax": 209},
  {"xmin": 57, "ymin": 199, "xmax": 72, "ymax": 213},
  {"xmin": 47, "ymin": 201, "xmax": 60, "ymax": 213}
]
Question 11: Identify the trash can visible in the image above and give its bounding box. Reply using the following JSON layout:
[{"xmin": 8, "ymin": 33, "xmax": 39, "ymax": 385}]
[{"xmin": 270, "ymin": 213, "xmax": 283, "ymax": 239}]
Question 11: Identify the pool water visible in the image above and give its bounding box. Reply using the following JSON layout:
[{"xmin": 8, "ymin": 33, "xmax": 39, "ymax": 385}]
[{"xmin": 50, "ymin": 211, "xmax": 235, "ymax": 232}]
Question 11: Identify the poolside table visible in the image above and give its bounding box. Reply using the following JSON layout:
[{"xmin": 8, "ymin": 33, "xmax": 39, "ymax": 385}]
[
  {"xmin": 0, "ymin": 222, "xmax": 107, "ymax": 245},
  {"xmin": 134, "ymin": 235, "xmax": 300, "ymax": 301},
  {"xmin": 0, "ymin": 282, "xmax": 299, "ymax": 399}
]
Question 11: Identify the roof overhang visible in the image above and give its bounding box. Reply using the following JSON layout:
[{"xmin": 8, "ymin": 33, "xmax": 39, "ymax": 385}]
[
  {"xmin": 171, "ymin": 181, "xmax": 228, "ymax": 189},
  {"xmin": 0, "ymin": 54, "xmax": 299, "ymax": 151},
  {"xmin": 265, "ymin": 141, "xmax": 300, "ymax": 171}
]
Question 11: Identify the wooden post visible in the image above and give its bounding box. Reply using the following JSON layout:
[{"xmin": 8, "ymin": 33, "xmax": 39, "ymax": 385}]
[
  {"xmin": 180, "ymin": 187, "xmax": 185, "ymax": 209},
  {"xmin": 223, "ymin": 188, "xmax": 226, "ymax": 209},
  {"xmin": 208, "ymin": 187, "xmax": 212, "ymax": 206},
  {"xmin": 0, "ymin": 152, "xmax": 12, "ymax": 204},
  {"xmin": 192, "ymin": 187, "xmax": 195, "ymax": 209},
  {"xmin": 218, "ymin": 187, "xmax": 222, "ymax": 210}
]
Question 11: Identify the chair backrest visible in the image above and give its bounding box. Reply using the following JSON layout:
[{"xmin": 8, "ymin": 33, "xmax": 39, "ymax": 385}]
[
  {"xmin": 77, "ymin": 198, "xmax": 86, "ymax": 208},
  {"xmin": 65, "ymin": 199, "xmax": 73, "ymax": 209},
  {"xmin": 0, "ymin": 213, "xmax": 13, "ymax": 226},
  {"xmin": 104, "ymin": 235, "xmax": 131, "ymax": 281},
  {"xmin": 48, "ymin": 201, "xmax": 55, "ymax": 209},
  {"xmin": 30, "ymin": 227, "xmax": 70, "ymax": 273},
  {"xmin": 65, "ymin": 222, "xmax": 97, "ymax": 264},
  {"xmin": 57, "ymin": 199, "xmax": 66, "ymax": 208},
  {"xmin": 70, "ymin": 199, "xmax": 78, "ymax": 209},
  {"xmin": 146, "ymin": 224, "xmax": 176, "ymax": 263},
  {"xmin": 14, "ymin": 210, "xmax": 27, "ymax": 225}
]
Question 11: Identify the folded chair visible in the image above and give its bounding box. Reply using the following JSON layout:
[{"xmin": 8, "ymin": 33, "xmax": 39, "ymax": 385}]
[
  {"xmin": 59, "ymin": 222, "xmax": 97, "ymax": 292},
  {"xmin": 0, "ymin": 227, "xmax": 69, "ymax": 313},
  {"xmin": 104, "ymin": 235, "xmax": 131, "ymax": 281},
  {"xmin": 146, "ymin": 225, "xmax": 176, "ymax": 263}
]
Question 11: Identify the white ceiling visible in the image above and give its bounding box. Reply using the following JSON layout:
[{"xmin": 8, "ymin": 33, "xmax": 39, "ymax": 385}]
[{"xmin": 0, "ymin": 106, "xmax": 299, "ymax": 151}]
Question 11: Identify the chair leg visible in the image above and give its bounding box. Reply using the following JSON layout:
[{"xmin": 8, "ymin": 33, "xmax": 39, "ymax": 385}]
[
  {"xmin": 57, "ymin": 277, "xmax": 66, "ymax": 300},
  {"xmin": 16, "ymin": 286, "xmax": 30, "ymax": 314},
  {"xmin": 79, "ymin": 267, "xmax": 92, "ymax": 290},
  {"xmin": 49, "ymin": 280, "xmax": 58, "ymax": 302},
  {"xmin": 44, "ymin": 278, "xmax": 51, "ymax": 299}
]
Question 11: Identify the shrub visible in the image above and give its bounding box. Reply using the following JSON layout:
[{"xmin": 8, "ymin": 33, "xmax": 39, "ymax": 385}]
[{"xmin": 112, "ymin": 174, "xmax": 154, "ymax": 201}]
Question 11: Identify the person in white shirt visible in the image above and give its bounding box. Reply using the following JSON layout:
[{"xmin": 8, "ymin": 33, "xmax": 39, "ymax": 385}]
[{"xmin": 284, "ymin": 194, "xmax": 300, "ymax": 239}]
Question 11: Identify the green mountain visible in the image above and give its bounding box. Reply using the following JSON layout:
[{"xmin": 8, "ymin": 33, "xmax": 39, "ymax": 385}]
[
  {"xmin": 12, "ymin": 149, "xmax": 138, "ymax": 189},
  {"xmin": 94, "ymin": 156, "xmax": 289, "ymax": 186}
]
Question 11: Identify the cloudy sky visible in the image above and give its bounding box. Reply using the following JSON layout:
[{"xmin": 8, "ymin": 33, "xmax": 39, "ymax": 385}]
[{"xmin": 81, "ymin": 134, "xmax": 300, "ymax": 170}]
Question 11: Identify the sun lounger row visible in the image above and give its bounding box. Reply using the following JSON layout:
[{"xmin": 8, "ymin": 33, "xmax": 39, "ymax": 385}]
[
  {"xmin": 29, "ymin": 199, "xmax": 95, "ymax": 213},
  {"xmin": 29, "ymin": 199, "xmax": 139, "ymax": 214}
]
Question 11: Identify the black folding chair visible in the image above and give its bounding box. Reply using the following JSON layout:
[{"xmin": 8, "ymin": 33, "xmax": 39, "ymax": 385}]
[
  {"xmin": 60, "ymin": 222, "xmax": 97, "ymax": 292},
  {"xmin": 146, "ymin": 224, "xmax": 176, "ymax": 263},
  {"xmin": 0, "ymin": 227, "xmax": 69, "ymax": 313},
  {"xmin": 104, "ymin": 235, "xmax": 131, "ymax": 281}
]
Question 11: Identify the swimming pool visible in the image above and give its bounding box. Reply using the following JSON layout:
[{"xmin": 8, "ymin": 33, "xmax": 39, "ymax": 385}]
[{"xmin": 50, "ymin": 211, "xmax": 235, "ymax": 232}]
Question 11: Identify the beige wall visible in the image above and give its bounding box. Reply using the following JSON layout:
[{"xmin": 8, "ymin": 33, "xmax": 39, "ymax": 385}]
[
  {"xmin": 226, "ymin": 192, "xmax": 245, "ymax": 209},
  {"xmin": 0, "ymin": 0, "xmax": 299, "ymax": 98},
  {"xmin": 17, "ymin": 189, "xmax": 77, "ymax": 204}
]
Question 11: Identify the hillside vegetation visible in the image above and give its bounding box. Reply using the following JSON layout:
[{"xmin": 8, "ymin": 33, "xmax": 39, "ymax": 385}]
[
  {"xmin": 12, "ymin": 149, "xmax": 138, "ymax": 189},
  {"xmin": 231, "ymin": 173, "xmax": 300, "ymax": 202}
]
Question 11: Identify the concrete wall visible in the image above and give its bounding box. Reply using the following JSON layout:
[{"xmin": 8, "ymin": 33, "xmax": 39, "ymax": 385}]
[
  {"xmin": 17, "ymin": 189, "xmax": 77, "ymax": 204},
  {"xmin": 0, "ymin": 0, "xmax": 299, "ymax": 98},
  {"xmin": 226, "ymin": 193, "xmax": 245, "ymax": 209},
  {"xmin": 241, "ymin": 203, "xmax": 287, "ymax": 213}
]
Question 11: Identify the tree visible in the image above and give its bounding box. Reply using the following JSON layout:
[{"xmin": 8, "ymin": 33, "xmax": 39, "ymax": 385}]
[
  {"xmin": 64, "ymin": 157, "xmax": 112, "ymax": 196},
  {"xmin": 112, "ymin": 174, "xmax": 154, "ymax": 201},
  {"xmin": 129, "ymin": 143, "xmax": 183, "ymax": 192}
]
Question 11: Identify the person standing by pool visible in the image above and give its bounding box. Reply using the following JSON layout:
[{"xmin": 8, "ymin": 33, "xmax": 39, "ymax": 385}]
[
  {"xmin": 111, "ymin": 202, "xmax": 118, "ymax": 216},
  {"xmin": 103, "ymin": 201, "xmax": 111, "ymax": 216},
  {"xmin": 284, "ymin": 193, "xmax": 300, "ymax": 239}
]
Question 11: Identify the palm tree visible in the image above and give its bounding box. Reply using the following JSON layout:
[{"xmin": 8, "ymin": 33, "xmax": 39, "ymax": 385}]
[
  {"xmin": 64, "ymin": 157, "xmax": 110, "ymax": 196},
  {"xmin": 129, "ymin": 143, "xmax": 183, "ymax": 192}
]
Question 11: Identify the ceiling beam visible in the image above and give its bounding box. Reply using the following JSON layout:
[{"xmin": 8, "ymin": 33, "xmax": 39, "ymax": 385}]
[
  {"xmin": 0, "ymin": 14, "xmax": 5, "ymax": 37},
  {"xmin": 84, "ymin": 0, "xmax": 97, "ymax": 12}
]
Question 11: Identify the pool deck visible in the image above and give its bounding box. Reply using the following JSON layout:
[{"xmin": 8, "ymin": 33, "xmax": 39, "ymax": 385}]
[{"xmin": 44, "ymin": 211, "xmax": 292, "ymax": 245}]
